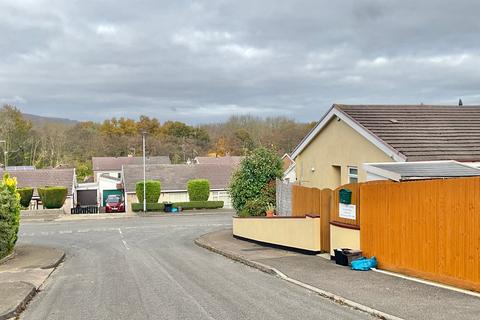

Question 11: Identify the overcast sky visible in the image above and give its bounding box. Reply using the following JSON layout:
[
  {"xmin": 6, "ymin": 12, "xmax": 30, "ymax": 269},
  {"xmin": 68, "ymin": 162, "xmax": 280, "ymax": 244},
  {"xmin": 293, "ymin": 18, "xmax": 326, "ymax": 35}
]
[{"xmin": 1, "ymin": 0, "xmax": 480, "ymax": 123}]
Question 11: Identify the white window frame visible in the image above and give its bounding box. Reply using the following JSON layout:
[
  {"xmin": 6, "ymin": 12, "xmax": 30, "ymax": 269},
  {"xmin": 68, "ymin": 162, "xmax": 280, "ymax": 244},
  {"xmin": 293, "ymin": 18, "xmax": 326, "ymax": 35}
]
[{"xmin": 348, "ymin": 166, "xmax": 358, "ymax": 183}]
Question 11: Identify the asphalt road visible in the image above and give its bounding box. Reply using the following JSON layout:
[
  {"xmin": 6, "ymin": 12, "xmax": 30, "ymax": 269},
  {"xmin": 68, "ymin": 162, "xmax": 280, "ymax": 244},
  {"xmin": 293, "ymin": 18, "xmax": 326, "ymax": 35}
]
[{"xmin": 18, "ymin": 213, "xmax": 372, "ymax": 320}]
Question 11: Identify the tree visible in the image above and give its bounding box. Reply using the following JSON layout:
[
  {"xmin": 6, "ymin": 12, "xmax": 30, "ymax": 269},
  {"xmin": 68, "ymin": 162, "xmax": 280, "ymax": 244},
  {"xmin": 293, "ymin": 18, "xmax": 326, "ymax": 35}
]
[
  {"xmin": 229, "ymin": 147, "xmax": 283, "ymax": 213},
  {"xmin": 0, "ymin": 105, "xmax": 34, "ymax": 166}
]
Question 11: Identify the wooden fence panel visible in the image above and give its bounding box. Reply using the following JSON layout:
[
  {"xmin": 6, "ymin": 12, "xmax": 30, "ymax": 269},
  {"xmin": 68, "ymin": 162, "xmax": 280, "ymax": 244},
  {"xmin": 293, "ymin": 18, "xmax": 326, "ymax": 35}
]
[
  {"xmin": 291, "ymin": 185, "xmax": 321, "ymax": 217},
  {"xmin": 360, "ymin": 177, "xmax": 480, "ymax": 292},
  {"xmin": 320, "ymin": 188, "xmax": 332, "ymax": 252},
  {"xmin": 330, "ymin": 183, "xmax": 361, "ymax": 228}
]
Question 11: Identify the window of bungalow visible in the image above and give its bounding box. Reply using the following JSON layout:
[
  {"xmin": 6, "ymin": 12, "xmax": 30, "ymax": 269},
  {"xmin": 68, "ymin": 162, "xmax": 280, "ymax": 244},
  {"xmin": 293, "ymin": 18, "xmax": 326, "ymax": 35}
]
[{"xmin": 348, "ymin": 166, "xmax": 358, "ymax": 183}]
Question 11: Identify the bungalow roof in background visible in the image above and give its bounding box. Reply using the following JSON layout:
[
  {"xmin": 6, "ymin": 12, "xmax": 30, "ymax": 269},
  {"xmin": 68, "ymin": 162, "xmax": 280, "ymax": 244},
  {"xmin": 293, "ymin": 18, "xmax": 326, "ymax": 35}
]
[
  {"xmin": 123, "ymin": 164, "xmax": 237, "ymax": 193},
  {"xmin": 194, "ymin": 156, "xmax": 244, "ymax": 166},
  {"xmin": 0, "ymin": 168, "xmax": 76, "ymax": 196},
  {"xmin": 92, "ymin": 156, "xmax": 171, "ymax": 171}
]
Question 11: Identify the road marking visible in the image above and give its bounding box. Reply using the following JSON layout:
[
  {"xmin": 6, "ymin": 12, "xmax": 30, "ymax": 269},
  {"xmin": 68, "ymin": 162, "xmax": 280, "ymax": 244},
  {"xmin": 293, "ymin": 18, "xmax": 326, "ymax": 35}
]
[
  {"xmin": 19, "ymin": 223, "xmax": 231, "ymax": 237},
  {"xmin": 121, "ymin": 239, "xmax": 130, "ymax": 250},
  {"xmin": 117, "ymin": 228, "xmax": 130, "ymax": 250}
]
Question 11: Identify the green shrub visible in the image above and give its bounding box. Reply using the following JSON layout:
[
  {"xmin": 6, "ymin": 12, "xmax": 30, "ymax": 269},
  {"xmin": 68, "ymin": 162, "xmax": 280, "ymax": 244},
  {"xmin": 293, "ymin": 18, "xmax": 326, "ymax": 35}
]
[
  {"xmin": 132, "ymin": 201, "xmax": 223, "ymax": 212},
  {"xmin": 187, "ymin": 179, "xmax": 210, "ymax": 201},
  {"xmin": 174, "ymin": 201, "xmax": 223, "ymax": 210},
  {"xmin": 0, "ymin": 174, "xmax": 21, "ymax": 259},
  {"xmin": 229, "ymin": 147, "xmax": 282, "ymax": 212},
  {"xmin": 136, "ymin": 180, "xmax": 161, "ymax": 203},
  {"xmin": 132, "ymin": 202, "xmax": 164, "ymax": 212},
  {"xmin": 38, "ymin": 187, "xmax": 67, "ymax": 209},
  {"xmin": 17, "ymin": 187, "xmax": 33, "ymax": 208},
  {"xmin": 240, "ymin": 197, "xmax": 269, "ymax": 217}
]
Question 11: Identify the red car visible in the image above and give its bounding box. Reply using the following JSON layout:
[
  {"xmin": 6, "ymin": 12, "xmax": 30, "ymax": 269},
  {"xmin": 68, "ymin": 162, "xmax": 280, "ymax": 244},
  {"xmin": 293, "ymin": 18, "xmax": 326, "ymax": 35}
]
[{"xmin": 105, "ymin": 195, "xmax": 125, "ymax": 213}]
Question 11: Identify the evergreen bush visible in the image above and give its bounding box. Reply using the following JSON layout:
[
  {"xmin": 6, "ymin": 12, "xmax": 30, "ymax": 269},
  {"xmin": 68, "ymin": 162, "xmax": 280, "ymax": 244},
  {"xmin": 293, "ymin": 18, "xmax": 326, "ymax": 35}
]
[
  {"xmin": 17, "ymin": 187, "xmax": 33, "ymax": 208},
  {"xmin": 229, "ymin": 147, "xmax": 282, "ymax": 213},
  {"xmin": 187, "ymin": 179, "xmax": 210, "ymax": 201},
  {"xmin": 38, "ymin": 187, "xmax": 68, "ymax": 209},
  {"xmin": 135, "ymin": 180, "xmax": 161, "ymax": 203},
  {"xmin": 0, "ymin": 174, "xmax": 21, "ymax": 259}
]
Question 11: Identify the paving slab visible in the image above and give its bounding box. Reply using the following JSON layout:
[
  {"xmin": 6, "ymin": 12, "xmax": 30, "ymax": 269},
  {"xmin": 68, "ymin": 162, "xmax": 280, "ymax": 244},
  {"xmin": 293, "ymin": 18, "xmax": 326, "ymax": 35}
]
[
  {"xmin": 197, "ymin": 229, "xmax": 480, "ymax": 320},
  {"xmin": 0, "ymin": 282, "xmax": 35, "ymax": 320},
  {"xmin": 0, "ymin": 245, "xmax": 64, "ymax": 271},
  {"xmin": 0, "ymin": 245, "xmax": 64, "ymax": 320}
]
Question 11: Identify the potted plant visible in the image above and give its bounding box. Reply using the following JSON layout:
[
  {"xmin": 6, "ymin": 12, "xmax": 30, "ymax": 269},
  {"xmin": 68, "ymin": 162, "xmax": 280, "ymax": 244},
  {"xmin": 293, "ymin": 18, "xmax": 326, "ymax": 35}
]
[{"xmin": 266, "ymin": 203, "xmax": 275, "ymax": 217}]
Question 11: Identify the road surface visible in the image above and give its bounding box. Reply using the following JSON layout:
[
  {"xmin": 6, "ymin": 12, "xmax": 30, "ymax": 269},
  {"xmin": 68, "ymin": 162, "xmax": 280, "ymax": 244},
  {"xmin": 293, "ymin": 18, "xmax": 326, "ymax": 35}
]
[{"xmin": 18, "ymin": 213, "xmax": 372, "ymax": 320}]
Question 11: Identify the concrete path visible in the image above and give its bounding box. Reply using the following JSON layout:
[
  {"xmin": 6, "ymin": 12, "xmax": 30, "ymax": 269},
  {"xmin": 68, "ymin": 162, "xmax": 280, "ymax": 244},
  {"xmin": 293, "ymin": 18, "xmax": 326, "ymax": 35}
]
[
  {"xmin": 0, "ymin": 245, "xmax": 65, "ymax": 319},
  {"xmin": 17, "ymin": 213, "xmax": 371, "ymax": 320},
  {"xmin": 197, "ymin": 229, "xmax": 480, "ymax": 320}
]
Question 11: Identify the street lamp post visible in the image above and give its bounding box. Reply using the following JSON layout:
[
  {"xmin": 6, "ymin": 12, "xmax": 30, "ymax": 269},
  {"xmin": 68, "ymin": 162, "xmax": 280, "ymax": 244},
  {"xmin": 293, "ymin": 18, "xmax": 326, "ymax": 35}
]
[
  {"xmin": 0, "ymin": 140, "xmax": 6, "ymax": 169},
  {"xmin": 142, "ymin": 132, "xmax": 147, "ymax": 212}
]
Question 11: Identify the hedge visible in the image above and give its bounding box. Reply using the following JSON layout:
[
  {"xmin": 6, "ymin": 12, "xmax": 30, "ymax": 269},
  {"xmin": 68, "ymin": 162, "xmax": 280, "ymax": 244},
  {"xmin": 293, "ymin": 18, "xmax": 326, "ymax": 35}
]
[
  {"xmin": 17, "ymin": 187, "xmax": 34, "ymax": 208},
  {"xmin": 132, "ymin": 202, "xmax": 164, "ymax": 212},
  {"xmin": 174, "ymin": 201, "xmax": 224, "ymax": 210},
  {"xmin": 136, "ymin": 180, "xmax": 161, "ymax": 203},
  {"xmin": 187, "ymin": 179, "xmax": 210, "ymax": 201},
  {"xmin": 131, "ymin": 201, "xmax": 224, "ymax": 212},
  {"xmin": 0, "ymin": 174, "xmax": 21, "ymax": 259},
  {"xmin": 38, "ymin": 187, "xmax": 68, "ymax": 209},
  {"xmin": 240, "ymin": 197, "xmax": 268, "ymax": 217}
]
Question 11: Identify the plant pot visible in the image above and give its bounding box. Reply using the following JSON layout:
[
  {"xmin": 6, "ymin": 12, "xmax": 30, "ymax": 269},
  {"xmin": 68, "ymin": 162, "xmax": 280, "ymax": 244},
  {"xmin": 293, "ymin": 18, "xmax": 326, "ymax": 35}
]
[{"xmin": 266, "ymin": 211, "xmax": 274, "ymax": 217}]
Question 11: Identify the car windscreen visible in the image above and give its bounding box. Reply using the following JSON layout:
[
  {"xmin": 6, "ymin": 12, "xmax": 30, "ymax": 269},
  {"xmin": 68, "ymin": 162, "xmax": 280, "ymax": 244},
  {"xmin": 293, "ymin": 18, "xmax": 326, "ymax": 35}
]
[{"xmin": 106, "ymin": 197, "xmax": 121, "ymax": 203}]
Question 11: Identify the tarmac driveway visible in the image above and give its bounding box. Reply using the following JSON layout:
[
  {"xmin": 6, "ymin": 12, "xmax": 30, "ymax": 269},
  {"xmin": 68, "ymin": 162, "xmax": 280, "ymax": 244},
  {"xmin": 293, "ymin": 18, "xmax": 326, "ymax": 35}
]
[{"xmin": 17, "ymin": 213, "xmax": 372, "ymax": 320}]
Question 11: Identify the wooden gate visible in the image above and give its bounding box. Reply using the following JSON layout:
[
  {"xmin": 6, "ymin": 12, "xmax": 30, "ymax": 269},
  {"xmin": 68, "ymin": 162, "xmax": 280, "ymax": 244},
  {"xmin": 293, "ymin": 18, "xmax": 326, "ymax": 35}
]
[
  {"xmin": 360, "ymin": 177, "xmax": 480, "ymax": 292},
  {"xmin": 291, "ymin": 185, "xmax": 332, "ymax": 252}
]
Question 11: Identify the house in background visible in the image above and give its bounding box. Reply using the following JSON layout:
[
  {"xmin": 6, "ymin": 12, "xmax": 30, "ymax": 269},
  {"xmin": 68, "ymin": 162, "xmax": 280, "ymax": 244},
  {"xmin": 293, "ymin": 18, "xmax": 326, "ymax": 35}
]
[
  {"xmin": 291, "ymin": 104, "xmax": 480, "ymax": 190},
  {"xmin": 91, "ymin": 156, "xmax": 171, "ymax": 206},
  {"xmin": 92, "ymin": 156, "xmax": 171, "ymax": 181},
  {"xmin": 281, "ymin": 154, "xmax": 296, "ymax": 183},
  {"xmin": 0, "ymin": 168, "xmax": 76, "ymax": 213},
  {"xmin": 122, "ymin": 163, "xmax": 237, "ymax": 212}
]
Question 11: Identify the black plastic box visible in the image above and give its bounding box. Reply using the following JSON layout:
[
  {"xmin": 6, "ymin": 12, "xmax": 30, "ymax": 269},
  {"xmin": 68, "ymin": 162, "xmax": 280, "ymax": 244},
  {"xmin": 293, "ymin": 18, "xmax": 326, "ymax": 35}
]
[{"xmin": 334, "ymin": 248, "xmax": 362, "ymax": 266}]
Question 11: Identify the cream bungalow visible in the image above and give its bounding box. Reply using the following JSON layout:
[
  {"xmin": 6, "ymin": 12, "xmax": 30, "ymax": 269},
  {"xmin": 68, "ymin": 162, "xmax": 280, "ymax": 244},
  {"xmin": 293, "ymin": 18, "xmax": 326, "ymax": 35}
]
[{"xmin": 291, "ymin": 104, "xmax": 480, "ymax": 190}]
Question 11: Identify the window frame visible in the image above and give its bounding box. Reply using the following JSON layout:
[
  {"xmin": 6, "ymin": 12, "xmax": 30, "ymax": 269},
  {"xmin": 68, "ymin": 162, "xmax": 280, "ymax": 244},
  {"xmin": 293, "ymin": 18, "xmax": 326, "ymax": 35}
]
[{"xmin": 348, "ymin": 166, "xmax": 358, "ymax": 184}]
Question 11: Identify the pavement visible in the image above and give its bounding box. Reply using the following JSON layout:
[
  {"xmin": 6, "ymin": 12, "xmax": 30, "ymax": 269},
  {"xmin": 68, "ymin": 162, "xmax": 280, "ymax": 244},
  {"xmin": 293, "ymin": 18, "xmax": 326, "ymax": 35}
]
[
  {"xmin": 16, "ymin": 212, "xmax": 372, "ymax": 319},
  {"xmin": 196, "ymin": 229, "xmax": 480, "ymax": 320},
  {"xmin": 21, "ymin": 208, "xmax": 235, "ymax": 223},
  {"xmin": 0, "ymin": 245, "xmax": 65, "ymax": 319}
]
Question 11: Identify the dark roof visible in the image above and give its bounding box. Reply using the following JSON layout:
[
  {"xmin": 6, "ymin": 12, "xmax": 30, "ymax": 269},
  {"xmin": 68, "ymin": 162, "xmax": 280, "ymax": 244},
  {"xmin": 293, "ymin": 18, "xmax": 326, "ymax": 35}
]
[
  {"xmin": 123, "ymin": 164, "xmax": 236, "ymax": 193},
  {"xmin": 335, "ymin": 104, "xmax": 480, "ymax": 162},
  {"xmin": 194, "ymin": 156, "xmax": 244, "ymax": 166},
  {"xmin": 92, "ymin": 156, "xmax": 171, "ymax": 171},
  {"xmin": 0, "ymin": 168, "xmax": 75, "ymax": 196}
]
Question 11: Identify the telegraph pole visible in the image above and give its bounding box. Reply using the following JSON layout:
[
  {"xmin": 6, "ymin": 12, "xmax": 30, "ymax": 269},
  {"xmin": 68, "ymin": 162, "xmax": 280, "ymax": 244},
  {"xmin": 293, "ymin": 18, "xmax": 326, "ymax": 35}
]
[
  {"xmin": 0, "ymin": 140, "xmax": 6, "ymax": 169},
  {"xmin": 142, "ymin": 132, "xmax": 147, "ymax": 212}
]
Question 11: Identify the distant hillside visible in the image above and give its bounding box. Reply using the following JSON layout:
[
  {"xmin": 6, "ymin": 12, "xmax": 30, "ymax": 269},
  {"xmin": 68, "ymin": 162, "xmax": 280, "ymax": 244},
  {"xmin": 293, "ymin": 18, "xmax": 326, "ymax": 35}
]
[{"xmin": 23, "ymin": 113, "xmax": 78, "ymax": 126}]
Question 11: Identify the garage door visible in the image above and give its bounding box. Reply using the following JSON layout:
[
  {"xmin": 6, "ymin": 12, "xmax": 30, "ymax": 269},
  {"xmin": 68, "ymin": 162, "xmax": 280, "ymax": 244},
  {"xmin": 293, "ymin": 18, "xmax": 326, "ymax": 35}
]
[{"xmin": 77, "ymin": 190, "xmax": 98, "ymax": 206}]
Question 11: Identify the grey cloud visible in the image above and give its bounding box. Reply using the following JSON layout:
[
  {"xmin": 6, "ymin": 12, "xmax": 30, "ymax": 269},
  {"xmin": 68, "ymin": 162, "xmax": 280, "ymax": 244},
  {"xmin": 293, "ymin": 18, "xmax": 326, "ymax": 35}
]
[{"xmin": 1, "ymin": 0, "xmax": 480, "ymax": 123}]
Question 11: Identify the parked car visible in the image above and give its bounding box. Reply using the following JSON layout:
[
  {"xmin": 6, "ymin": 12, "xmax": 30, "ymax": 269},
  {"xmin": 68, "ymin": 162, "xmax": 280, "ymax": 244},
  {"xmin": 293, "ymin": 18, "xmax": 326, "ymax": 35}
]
[{"xmin": 105, "ymin": 195, "xmax": 125, "ymax": 213}]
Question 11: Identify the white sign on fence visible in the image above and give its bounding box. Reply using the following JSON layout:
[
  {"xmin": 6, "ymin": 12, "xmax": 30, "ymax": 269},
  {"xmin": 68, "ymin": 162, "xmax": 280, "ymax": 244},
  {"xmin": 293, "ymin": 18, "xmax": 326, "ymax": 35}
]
[{"xmin": 339, "ymin": 203, "xmax": 356, "ymax": 220}]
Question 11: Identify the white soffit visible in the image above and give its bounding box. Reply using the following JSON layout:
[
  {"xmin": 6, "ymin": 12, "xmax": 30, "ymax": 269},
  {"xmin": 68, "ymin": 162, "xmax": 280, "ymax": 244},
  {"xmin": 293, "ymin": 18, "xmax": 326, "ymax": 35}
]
[{"xmin": 363, "ymin": 160, "xmax": 480, "ymax": 181}]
